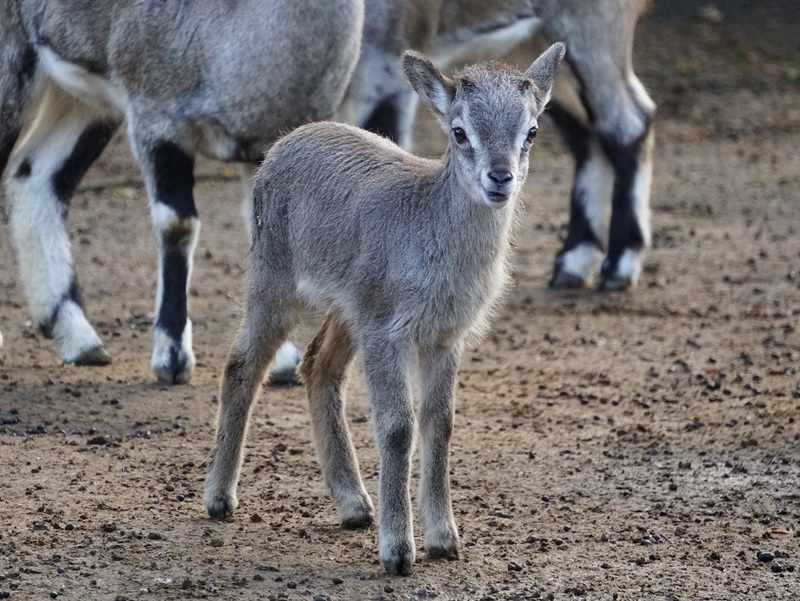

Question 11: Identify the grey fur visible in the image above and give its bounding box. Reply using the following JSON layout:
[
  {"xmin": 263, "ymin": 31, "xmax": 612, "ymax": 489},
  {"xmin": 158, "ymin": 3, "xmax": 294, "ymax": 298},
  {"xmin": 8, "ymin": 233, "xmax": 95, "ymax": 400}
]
[
  {"xmin": 347, "ymin": 0, "xmax": 655, "ymax": 290},
  {"xmin": 204, "ymin": 44, "xmax": 565, "ymax": 575},
  {"xmin": 0, "ymin": 0, "xmax": 364, "ymax": 383}
]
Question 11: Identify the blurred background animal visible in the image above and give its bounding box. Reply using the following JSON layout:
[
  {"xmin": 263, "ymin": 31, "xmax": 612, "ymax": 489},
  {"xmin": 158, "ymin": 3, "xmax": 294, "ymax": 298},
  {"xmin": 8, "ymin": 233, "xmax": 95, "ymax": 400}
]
[
  {"xmin": 0, "ymin": 0, "xmax": 364, "ymax": 384},
  {"xmin": 346, "ymin": 0, "xmax": 655, "ymax": 291}
]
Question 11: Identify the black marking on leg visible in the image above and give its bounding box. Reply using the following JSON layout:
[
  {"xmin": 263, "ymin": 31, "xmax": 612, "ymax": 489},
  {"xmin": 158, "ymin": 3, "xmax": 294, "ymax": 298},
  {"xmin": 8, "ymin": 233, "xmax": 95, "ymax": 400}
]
[
  {"xmin": 52, "ymin": 120, "xmax": 118, "ymax": 203},
  {"xmin": 15, "ymin": 158, "xmax": 31, "ymax": 178},
  {"xmin": 0, "ymin": 128, "xmax": 22, "ymax": 179},
  {"xmin": 152, "ymin": 142, "xmax": 196, "ymax": 219},
  {"xmin": 155, "ymin": 245, "xmax": 190, "ymax": 341},
  {"xmin": 548, "ymin": 103, "xmax": 604, "ymax": 257},
  {"xmin": 362, "ymin": 95, "xmax": 401, "ymax": 143},
  {"xmin": 39, "ymin": 279, "xmax": 85, "ymax": 338},
  {"xmin": 599, "ymin": 127, "xmax": 650, "ymax": 280}
]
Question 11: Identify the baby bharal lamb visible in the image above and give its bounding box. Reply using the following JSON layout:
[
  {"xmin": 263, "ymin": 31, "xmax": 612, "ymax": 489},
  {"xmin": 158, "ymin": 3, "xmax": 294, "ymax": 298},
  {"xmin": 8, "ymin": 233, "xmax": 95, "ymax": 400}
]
[{"xmin": 204, "ymin": 44, "xmax": 565, "ymax": 575}]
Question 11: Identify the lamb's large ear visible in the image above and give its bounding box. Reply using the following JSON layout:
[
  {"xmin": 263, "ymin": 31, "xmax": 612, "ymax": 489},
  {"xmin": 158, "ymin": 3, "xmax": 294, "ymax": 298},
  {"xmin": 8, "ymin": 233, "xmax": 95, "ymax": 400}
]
[
  {"xmin": 403, "ymin": 51, "xmax": 455, "ymax": 116},
  {"xmin": 525, "ymin": 42, "xmax": 566, "ymax": 106}
]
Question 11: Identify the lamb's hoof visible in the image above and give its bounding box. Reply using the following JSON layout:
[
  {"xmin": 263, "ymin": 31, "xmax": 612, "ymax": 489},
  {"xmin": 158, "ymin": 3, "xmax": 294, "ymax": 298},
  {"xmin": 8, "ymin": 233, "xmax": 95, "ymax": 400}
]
[
  {"xmin": 426, "ymin": 544, "xmax": 460, "ymax": 560},
  {"xmin": 205, "ymin": 494, "xmax": 237, "ymax": 519},
  {"xmin": 341, "ymin": 512, "xmax": 374, "ymax": 530},
  {"xmin": 549, "ymin": 270, "xmax": 588, "ymax": 289},
  {"xmin": 425, "ymin": 524, "xmax": 460, "ymax": 560},
  {"xmin": 381, "ymin": 543, "xmax": 415, "ymax": 576},
  {"xmin": 71, "ymin": 345, "xmax": 112, "ymax": 366}
]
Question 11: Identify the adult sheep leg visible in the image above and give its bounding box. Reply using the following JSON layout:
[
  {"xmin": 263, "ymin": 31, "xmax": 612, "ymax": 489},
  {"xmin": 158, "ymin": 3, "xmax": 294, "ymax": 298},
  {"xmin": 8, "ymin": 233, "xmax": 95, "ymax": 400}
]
[
  {"xmin": 300, "ymin": 310, "xmax": 374, "ymax": 529},
  {"xmin": 134, "ymin": 135, "xmax": 200, "ymax": 384},
  {"xmin": 7, "ymin": 83, "xmax": 119, "ymax": 364},
  {"xmin": 545, "ymin": 8, "xmax": 655, "ymax": 290}
]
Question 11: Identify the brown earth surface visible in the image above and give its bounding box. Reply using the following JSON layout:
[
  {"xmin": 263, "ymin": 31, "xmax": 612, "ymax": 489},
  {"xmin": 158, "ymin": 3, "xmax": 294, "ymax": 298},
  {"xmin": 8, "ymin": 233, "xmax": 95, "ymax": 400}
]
[{"xmin": 1, "ymin": 5, "xmax": 799, "ymax": 601}]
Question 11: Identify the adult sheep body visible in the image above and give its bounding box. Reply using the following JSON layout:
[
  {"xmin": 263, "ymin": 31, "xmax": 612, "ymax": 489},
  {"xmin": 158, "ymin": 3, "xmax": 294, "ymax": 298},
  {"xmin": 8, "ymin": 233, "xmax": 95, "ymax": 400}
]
[{"xmin": 0, "ymin": 0, "xmax": 364, "ymax": 383}]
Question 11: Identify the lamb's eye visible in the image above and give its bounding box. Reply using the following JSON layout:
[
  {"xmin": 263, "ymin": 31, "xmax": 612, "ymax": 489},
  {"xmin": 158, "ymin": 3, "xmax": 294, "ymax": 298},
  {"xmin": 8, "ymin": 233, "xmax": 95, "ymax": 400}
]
[
  {"xmin": 452, "ymin": 127, "xmax": 468, "ymax": 145},
  {"xmin": 522, "ymin": 126, "xmax": 538, "ymax": 151}
]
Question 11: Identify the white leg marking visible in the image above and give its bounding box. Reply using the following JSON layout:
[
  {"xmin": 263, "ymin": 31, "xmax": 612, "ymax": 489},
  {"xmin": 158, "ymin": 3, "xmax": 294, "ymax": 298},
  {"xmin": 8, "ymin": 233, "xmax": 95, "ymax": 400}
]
[
  {"xmin": 267, "ymin": 341, "xmax": 302, "ymax": 385},
  {"xmin": 576, "ymin": 141, "xmax": 614, "ymax": 245},
  {"xmin": 6, "ymin": 84, "xmax": 113, "ymax": 362},
  {"xmin": 558, "ymin": 243, "xmax": 604, "ymax": 284},
  {"xmin": 151, "ymin": 321, "xmax": 196, "ymax": 384}
]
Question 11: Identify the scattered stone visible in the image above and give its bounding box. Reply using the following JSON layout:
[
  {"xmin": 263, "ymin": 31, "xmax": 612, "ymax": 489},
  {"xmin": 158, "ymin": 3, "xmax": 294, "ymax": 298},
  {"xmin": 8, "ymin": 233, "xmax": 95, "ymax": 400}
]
[
  {"xmin": 176, "ymin": 494, "xmax": 185, "ymax": 501},
  {"xmin": 50, "ymin": 592, "xmax": 59, "ymax": 599},
  {"xmin": 251, "ymin": 514, "xmax": 263, "ymax": 523},
  {"xmin": 771, "ymin": 562, "xmax": 783, "ymax": 573},
  {"xmin": 757, "ymin": 551, "xmax": 775, "ymax": 563},
  {"xmin": 332, "ymin": 577, "xmax": 344, "ymax": 585},
  {"xmin": 507, "ymin": 561, "xmax": 523, "ymax": 572},
  {"xmin": 147, "ymin": 532, "xmax": 163, "ymax": 540},
  {"xmin": 209, "ymin": 538, "xmax": 224, "ymax": 547},
  {"xmin": 87, "ymin": 435, "xmax": 109, "ymax": 446},
  {"xmin": 384, "ymin": 584, "xmax": 394, "ymax": 593},
  {"xmin": 101, "ymin": 522, "xmax": 117, "ymax": 533}
]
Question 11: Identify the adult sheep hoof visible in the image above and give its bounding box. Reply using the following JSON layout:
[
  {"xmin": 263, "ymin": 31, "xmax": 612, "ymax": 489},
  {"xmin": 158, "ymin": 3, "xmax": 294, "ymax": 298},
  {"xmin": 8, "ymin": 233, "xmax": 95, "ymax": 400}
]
[
  {"xmin": 266, "ymin": 341, "xmax": 302, "ymax": 386},
  {"xmin": 71, "ymin": 345, "xmax": 112, "ymax": 366}
]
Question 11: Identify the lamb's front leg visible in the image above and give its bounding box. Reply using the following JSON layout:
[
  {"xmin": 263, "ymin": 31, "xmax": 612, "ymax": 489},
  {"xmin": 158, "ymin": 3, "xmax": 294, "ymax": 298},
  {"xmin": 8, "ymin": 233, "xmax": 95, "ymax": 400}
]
[
  {"xmin": 361, "ymin": 332, "xmax": 416, "ymax": 575},
  {"xmin": 417, "ymin": 344, "xmax": 460, "ymax": 560},
  {"xmin": 135, "ymin": 137, "xmax": 199, "ymax": 384}
]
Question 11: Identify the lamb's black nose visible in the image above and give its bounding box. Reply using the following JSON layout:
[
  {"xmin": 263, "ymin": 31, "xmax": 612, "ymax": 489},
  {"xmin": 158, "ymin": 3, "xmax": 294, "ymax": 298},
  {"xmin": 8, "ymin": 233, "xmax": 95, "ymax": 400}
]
[{"xmin": 488, "ymin": 170, "xmax": 513, "ymax": 184}]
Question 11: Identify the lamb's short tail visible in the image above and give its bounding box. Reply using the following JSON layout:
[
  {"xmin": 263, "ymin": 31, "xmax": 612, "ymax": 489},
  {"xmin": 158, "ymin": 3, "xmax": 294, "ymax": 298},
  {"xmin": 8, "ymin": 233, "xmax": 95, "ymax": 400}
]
[{"xmin": 0, "ymin": 5, "xmax": 37, "ymax": 178}]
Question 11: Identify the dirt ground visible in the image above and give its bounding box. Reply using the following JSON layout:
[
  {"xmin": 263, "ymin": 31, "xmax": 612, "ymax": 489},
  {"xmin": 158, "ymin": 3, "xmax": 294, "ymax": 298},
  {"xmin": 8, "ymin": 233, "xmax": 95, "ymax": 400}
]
[{"xmin": 1, "ymin": 5, "xmax": 799, "ymax": 601}]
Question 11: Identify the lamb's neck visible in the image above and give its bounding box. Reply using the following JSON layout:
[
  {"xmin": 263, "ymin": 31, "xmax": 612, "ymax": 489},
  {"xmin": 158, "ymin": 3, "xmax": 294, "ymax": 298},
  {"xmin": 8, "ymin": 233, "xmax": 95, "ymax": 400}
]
[{"xmin": 430, "ymin": 148, "xmax": 517, "ymax": 270}]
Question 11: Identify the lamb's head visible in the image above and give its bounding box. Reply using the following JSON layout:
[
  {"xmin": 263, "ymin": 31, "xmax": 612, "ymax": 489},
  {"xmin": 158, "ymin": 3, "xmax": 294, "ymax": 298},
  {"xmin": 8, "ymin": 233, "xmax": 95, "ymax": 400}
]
[{"xmin": 403, "ymin": 43, "xmax": 565, "ymax": 208}]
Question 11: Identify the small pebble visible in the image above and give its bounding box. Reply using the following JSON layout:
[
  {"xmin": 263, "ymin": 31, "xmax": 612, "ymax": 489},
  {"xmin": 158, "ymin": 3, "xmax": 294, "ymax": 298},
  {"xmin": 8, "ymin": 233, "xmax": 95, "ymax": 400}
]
[
  {"xmin": 209, "ymin": 538, "xmax": 224, "ymax": 547},
  {"xmin": 384, "ymin": 584, "xmax": 394, "ymax": 593},
  {"xmin": 507, "ymin": 561, "xmax": 523, "ymax": 572},
  {"xmin": 101, "ymin": 522, "xmax": 117, "ymax": 533},
  {"xmin": 50, "ymin": 592, "xmax": 59, "ymax": 599},
  {"xmin": 0, "ymin": 592, "xmax": 8, "ymax": 599},
  {"xmin": 332, "ymin": 577, "xmax": 344, "ymax": 585},
  {"xmin": 757, "ymin": 551, "xmax": 775, "ymax": 563},
  {"xmin": 175, "ymin": 494, "xmax": 185, "ymax": 501},
  {"xmin": 771, "ymin": 562, "xmax": 783, "ymax": 573}
]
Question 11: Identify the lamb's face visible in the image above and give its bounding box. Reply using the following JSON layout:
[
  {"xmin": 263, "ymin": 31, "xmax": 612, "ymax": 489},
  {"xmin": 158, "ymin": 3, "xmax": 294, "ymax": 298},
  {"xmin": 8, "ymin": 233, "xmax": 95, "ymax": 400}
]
[
  {"xmin": 446, "ymin": 67, "xmax": 544, "ymax": 209},
  {"xmin": 402, "ymin": 44, "xmax": 564, "ymax": 210}
]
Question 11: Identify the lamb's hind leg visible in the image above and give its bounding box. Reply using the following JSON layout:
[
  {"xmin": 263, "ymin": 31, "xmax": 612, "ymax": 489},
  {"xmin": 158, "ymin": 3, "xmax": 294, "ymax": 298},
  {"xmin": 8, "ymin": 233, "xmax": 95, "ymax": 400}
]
[
  {"xmin": 300, "ymin": 310, "xmax": 374, "ymax": 529},
  {"xmin": 6, "ymin": 83, "xmax": 120, "ymax": 364},
  {"xmin": 417, "ymin": 344, "xmax": 460, "ymax": 560},
  {"xmin": 204, "ymin": 279, "xmax": 296, "ymax": 518}
]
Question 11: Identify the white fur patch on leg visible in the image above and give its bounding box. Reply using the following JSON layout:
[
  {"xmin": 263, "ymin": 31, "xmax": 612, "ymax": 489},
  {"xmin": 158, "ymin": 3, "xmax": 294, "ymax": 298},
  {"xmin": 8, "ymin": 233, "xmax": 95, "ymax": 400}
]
[
  {"xmin": 267, "ymin": 341, "xmax": 301, "ymax": 385},
  {"xmin": 552, "ymin": 242, "xmax": 603, "ymax": 288},
  {"xmin": 52, "ymin": 301, "xmax": 109, "ymax": 364},
  {"xmin": 601, "ymin": 248, "xmax": 643, "ymax": 291},
  {"xmin": 151, "ymin": 320, "xmax": 196, "ymax": 384}
]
